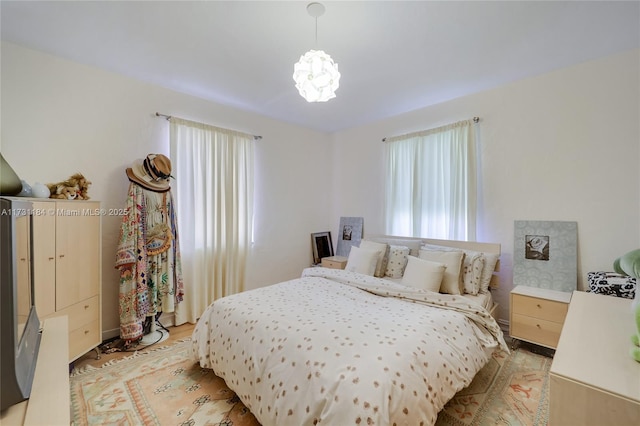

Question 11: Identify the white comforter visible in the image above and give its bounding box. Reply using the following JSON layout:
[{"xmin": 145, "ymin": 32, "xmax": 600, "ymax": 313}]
[{"xmin": 191, "ymin": 268, "xmax": 508, "ymax": 426}]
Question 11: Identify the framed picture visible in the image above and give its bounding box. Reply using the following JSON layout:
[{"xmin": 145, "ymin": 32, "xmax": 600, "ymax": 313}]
[
  {"xmin": 311, "ymin": 231, "xmax": 334, "ymax": 265},
  {"xmin": 513, "ymin": 220, "xmax": 577, "ymax": 292},
  {"xmin": 336, "ymin": 217, "xmax": 364, "ymax": 257}
]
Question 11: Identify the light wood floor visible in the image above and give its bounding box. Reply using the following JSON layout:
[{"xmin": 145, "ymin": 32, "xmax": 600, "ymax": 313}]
[{"xmin": 71, "ymin": 323, "xmax": 196, "ymax": 371}]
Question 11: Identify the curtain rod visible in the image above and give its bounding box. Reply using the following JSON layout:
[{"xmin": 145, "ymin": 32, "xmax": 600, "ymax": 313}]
[
  {"xmin": 381, "ymin": 116, "xmax": 480, "ymax": 142},
  {"xmin": 155, "ymin": 112, "xmax": 262, "ymax": 140}
]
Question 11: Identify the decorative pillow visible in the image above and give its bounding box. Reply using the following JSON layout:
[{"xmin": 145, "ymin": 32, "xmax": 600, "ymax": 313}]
[
  {"xmin": 587, "ymin": 271, "xmax": 636, "ymax": 299},
  {"xmin": 359, "ymin": 240, "xmax": 389, "ymax": 278},
  {"xmin": 418, "ymin": 249, "xmax": 464, "ymax": 294},
  {"xmin": 401, "ymin": 256, "xmax": 446, "ymax": 292},
  {"xmin": 345, "ymin": 246, "xmax": 379, "ymax": 276},
  {"xmin": 461, "ymin": 252, "xmax": 485, "ymax": 295},
  {"xmin": 366, "ymin": 237, "xmax": 422, "ymax": 256},
  {"xmin": 385, "ymin": 245, "xmax": 410, "ymax": 278},
  {"xmin": 422, "ymin": 243, "xmax": 498, "ymax": 294},
  {"xmin": 479, "ymin": 253, "xmax": 499, "ymax": 293}
]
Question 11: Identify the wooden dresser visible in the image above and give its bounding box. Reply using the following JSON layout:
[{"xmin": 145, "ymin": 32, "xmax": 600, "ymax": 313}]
[
  {"xmin": 510, "ymin": 285, "xmax": 571, "ymax": 349},
  {"xmin": 32, "ymin": 199, "xmax": 102, "ymax": 362},
  {"xmin": 550, "ymin": 291, "xmax": 640, "ymax": 425}
]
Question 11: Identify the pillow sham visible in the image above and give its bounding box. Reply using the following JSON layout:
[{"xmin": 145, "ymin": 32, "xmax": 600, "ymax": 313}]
[
  {"xmin": 385, "ymin": 245, "xmax": 411, "ymax": 278},
  {"xmin": 418, "ymin": 249, "xmax": 464, "ymax": 294},
  {"xmin": 479, "ymin": 253, "xmax": 499, "ymax": 293},
  {"xmin": 345, "ymin": 246, "xmax": 379, "ymax": 276},
  {"xmin": 421, "ymin": 243, "xmax": 497, "ymax": 294},
  {"xmin": 401, "ymin": 256, "xmax": 446, "ymax": 292},
  {"xmin": 461, "ymin": 252, "xmax": 485, "ymax": 295},
  {"xmin": 359, "ymin": 239, "xmax": 389, "ymax": 278}
]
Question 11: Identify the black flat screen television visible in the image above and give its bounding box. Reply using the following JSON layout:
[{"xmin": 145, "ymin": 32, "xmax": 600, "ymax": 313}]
[{"xmin": 0, "ymin": 197, "xmax": 41, "ymax": 412}]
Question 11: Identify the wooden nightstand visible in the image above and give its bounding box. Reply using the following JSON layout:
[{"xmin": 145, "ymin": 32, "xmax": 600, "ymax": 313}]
[
  {"xmin": 510, "ymin": 285, "xmax": 571, "ymax": 349},
  {"xmin": 321, "ymin": 256, "xmax": 347, "ymax": 269}
]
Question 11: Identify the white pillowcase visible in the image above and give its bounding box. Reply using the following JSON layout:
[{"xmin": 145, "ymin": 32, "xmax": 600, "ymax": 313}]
[
  {"xmin": 345, "ymin": 246, "xmax": 379, "ymax": 276},
  {"xmin": 479, "ymin": 252, "xmax": 499, "ymax": 293},
  {"xmin": 421, "ymin": 244, "xmax": 495, "ymax": 295},
  {"xmin": 359, "ymin": 240, "xmax": 389, "ymax": 278},
  {"xmin": 401, "ymin": 256, "xmax": 446, "ymax": 292},
  {"xmin": 418, "ymin": 249, "xmax": 464, "ymax": 294},
  {"xmin": 385, "ymin": 245, "xmax": 410, "ymax": 278}
]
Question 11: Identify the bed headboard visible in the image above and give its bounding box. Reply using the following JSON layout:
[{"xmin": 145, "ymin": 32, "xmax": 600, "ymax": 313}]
[{"xmin": 366, "ymin": 234, "xmax": 501, "ymax": 289}]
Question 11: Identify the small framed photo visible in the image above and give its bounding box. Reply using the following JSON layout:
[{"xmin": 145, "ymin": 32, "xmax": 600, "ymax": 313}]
[{"xmin": 311, "ymin": 231, "xmax": 334, "ymax": 265}]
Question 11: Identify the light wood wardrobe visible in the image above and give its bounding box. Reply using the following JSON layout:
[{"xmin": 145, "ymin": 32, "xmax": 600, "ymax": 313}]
[{"xmin": 32, "ymin": 199, "xmax": 102, "ymax": 362}]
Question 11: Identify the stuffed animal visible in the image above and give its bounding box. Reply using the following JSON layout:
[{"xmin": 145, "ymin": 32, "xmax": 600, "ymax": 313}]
[
  {"xmin": 613, "ymin": 248, "xmax": 640, "ymax": 362},
  {"xmin": 49, "ymin": 185, "xmax": 78, "ymax": 200},
  {"xmin": 47, "ymin": 173, "xmax": 91, "ymax": 200},
  {"xmin": 68, "ymin": 173, "xmax": 91, "ymax": 200}
]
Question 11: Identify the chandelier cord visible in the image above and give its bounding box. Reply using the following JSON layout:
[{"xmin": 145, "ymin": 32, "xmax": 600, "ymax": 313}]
[{"xmin": 314, "ymin": 15, "xmax": 318, "ymax": 48}]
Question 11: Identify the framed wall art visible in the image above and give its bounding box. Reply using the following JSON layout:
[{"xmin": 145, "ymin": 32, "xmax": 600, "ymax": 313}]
[
  {"xmin": 336, "ymin": 216, "xmax": 364, "ymax": 257},
  {"xmin": 513, "ymin": 220, "xmax": 578, "ymax": 292},
  {"xmin": 311, "ymin": 231, "xmax": 334, "ymax": 265}
]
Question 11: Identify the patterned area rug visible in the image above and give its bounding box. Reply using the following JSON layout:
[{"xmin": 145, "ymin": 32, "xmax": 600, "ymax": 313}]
[
  {"xmin": 70, "ymin": 340, "xmax": 550, "ymax": 426},
  {"xmin": 436, "ymin": 347, "xmax": 551, "ymax": 425}
]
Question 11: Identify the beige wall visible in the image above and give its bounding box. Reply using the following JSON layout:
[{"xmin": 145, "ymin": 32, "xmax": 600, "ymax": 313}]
[
  {"xmin": 330, "ymin": 49, "xmax": 640, "ymax": 322},
  {"xmin": 1, "ymin": 42, "xmax": 332, "ymax": 338},
  {"xmin": 2, "ymin": 41, "xmax": 638, "ymax": 336}
]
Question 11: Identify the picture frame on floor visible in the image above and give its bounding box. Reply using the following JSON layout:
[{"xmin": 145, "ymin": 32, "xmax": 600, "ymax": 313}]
[{"xmin": 311, "ymin": 231, "xmax": 334, "ymax": 265}]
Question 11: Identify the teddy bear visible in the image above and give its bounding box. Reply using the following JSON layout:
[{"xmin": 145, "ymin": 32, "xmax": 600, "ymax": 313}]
[
  {"xmin": 613, "ymin": 248, "xmax": 640, "ymax": 362},
  {"xmin": 47, "ymin": 173, "xmax": 91, "ymax": 200}
]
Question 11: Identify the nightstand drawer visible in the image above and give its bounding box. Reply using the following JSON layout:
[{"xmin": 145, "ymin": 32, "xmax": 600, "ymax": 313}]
[
  {"xmin": 511, "ymin": 313, "xmax": 564, "ymax": 348},
  {"xmin": 512, "ymin": 293, "xmax": 568, "ymax": 323},
  {"xmin": 321, "ymin": 256, "xmax": 347, "ymax": 269}
]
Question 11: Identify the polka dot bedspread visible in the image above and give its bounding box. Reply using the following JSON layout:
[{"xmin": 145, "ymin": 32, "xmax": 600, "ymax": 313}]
[{"xmin": 191, "ymin": 267, "xmax": 509, "ymax": 426}]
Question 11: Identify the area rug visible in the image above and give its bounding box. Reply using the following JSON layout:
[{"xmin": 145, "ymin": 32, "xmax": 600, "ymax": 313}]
[
  {"xmin": 70, "ymin": 340, "xmax": 550, "ymax": 426},
  {"xmin": 436, "ymin": 347, "xmax": 551, "ymax": 426}
]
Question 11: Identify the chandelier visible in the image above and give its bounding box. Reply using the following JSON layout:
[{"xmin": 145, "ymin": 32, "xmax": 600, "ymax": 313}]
[{"xmin": 292, "ymin": 2, "xmax": 340, "ymax": 102}]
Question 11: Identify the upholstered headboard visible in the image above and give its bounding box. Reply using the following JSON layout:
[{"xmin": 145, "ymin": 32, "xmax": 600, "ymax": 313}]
[{"xmin": 366, "ymin": 234, "xmax": 501, "ymax": 289}]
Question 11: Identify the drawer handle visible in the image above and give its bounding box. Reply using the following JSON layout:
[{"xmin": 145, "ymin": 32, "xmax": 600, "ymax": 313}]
[
  {"xmin": 84, "ymin": 330, "xmax": 90, "ymax": 334},
  {"xmin": 536, "ymin": 304, "xmax": 542, "ymax": 308},
  {"xmin": 48, "ymin": 257, "xmax": 55, "ymax": 261},
  {"xmin": 536, "ymin": 324, "xmax": 541, "ymax": 329},
  {"xmin": 84, "ymin": 305, "xmax": 89, "ymax": 309},
  {"xmin": 59, "ymin": 254, "xmax": 65, "ymax": 258}
]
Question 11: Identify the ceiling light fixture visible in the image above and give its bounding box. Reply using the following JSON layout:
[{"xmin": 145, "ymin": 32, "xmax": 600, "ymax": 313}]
[{"xmin": 293, "ymin": 2, "xmax": 340, "ymax": 102}]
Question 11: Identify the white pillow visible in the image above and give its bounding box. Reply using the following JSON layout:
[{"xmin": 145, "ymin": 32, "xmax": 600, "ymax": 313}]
[
  {"xmin": 359, "ymin": 240, "xmax": 388, "ymax": 278},
  {"xmin": 418, "ymin": 249, "xmax": 464, "ymax": 294},
  {"xmin": 345, "ymin": 246, "xmax": 379, "ymax": 276},
  {"xmin": 385, "ymin": 245, "xmax": 410, "ymax": 278},
  {"xmin": 421, "ymin": 244, "xmax": 489, "ymax": 295},
  {"xmin": 479, "ymin": 252, "xmax": 499, "ymax": 293},
  {"xmin": 401, "ymin": 256, "xmax": 446, "ymax": 292}
]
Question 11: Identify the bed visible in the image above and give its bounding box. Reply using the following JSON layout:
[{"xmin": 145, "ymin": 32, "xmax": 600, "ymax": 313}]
[{"xmin": 191, "ymin": 236, "xmax": 507, "ymax": 425}]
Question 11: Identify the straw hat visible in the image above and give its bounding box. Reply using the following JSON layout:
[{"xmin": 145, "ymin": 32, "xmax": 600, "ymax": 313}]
[{"xmin": 126, "ymin": 154, "xmax": 172, "ymax": 192}]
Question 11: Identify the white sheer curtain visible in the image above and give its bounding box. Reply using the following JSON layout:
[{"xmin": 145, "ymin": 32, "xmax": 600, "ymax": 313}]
[
  {"xmin": 384, "ymin": 119, "xmax": 477, "ymax": 240},
  {"xmin": 170, "ymin": 117, "xmax": 254, "ymax": 325}
]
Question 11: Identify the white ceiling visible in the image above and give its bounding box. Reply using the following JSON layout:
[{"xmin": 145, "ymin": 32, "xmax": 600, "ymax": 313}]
[{"xmin": 2, "ymin": 1, "xmax": 639, "ymax": 133}]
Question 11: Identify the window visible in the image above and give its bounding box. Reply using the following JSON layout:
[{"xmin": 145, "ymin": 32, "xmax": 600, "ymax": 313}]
[{"xmin": 384, "ymin": 119, "xmax": 477, "ymax": 240}]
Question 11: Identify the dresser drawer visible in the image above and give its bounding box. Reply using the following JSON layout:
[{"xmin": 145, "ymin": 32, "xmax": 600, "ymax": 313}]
[
  {"xmin": 511, "ymin": 313, "xmax": 564, "ymax": 348},
  {"xmin": 56, "ymin": 295, "xmax": 99, "ymax": 328},
  {"xmin": 69, "ymin": 319, "xmax": 100, "ymax": 361},
  {"xmin": 512, "ymin": 293, "xmax": 568, "ymax": 323}
]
